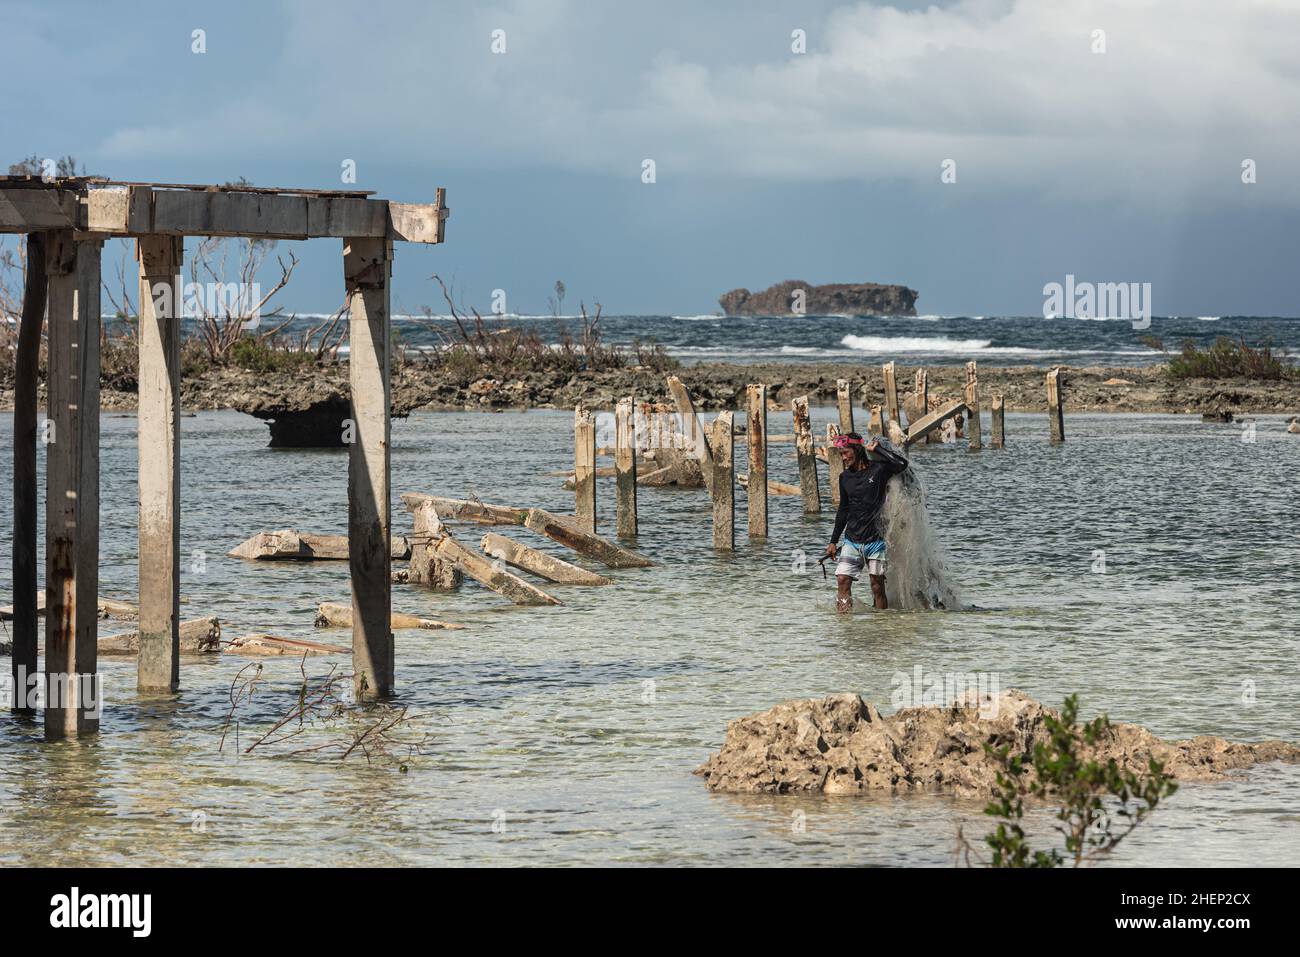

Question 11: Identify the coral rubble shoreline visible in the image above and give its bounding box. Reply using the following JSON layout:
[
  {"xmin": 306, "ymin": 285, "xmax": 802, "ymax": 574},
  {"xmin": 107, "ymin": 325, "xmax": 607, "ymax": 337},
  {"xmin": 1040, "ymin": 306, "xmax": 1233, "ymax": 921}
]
[{"xmin": 3, "ymin": 361, "xmax": 1299, "ymax": 421}]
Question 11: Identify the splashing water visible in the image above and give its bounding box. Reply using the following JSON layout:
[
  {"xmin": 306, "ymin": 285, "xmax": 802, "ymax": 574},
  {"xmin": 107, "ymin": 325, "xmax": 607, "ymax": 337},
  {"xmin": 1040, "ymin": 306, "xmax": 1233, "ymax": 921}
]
[{"xmin": 880, "ymin": 461, "xmax": 964, "ymax": 611}]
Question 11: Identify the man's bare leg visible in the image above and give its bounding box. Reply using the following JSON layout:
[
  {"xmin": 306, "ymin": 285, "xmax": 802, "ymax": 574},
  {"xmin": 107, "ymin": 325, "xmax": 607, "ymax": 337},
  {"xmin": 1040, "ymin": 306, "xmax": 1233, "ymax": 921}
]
[
  {"xmin": 869, "ymin": 574, "xmax": 888, "ymax": 610},
  {"xmin": 836, "ymin": 574, "xmax": 854, "ymax": 613}
]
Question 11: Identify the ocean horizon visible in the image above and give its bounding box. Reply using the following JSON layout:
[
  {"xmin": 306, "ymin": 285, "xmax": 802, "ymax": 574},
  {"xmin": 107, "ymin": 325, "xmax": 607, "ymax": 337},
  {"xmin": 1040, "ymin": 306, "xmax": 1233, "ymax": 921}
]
[{"xmin": 166, "ymin": 312, "xmax": 1300, "ymax": 367}]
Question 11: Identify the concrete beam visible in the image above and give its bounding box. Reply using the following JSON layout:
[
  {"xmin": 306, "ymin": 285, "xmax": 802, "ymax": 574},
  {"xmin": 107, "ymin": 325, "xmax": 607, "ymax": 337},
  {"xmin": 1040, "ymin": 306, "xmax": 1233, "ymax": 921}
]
[{"xmin": 79, "ymin": 186, "xmax": 448, "ymax": 243}]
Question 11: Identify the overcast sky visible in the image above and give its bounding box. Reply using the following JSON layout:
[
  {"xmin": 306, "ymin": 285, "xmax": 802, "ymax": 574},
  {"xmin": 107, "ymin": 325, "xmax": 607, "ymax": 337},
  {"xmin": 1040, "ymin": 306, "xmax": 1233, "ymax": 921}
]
[{"xmin": 4, "ymin": 0, "xmax": 1298, "ymax": 316}]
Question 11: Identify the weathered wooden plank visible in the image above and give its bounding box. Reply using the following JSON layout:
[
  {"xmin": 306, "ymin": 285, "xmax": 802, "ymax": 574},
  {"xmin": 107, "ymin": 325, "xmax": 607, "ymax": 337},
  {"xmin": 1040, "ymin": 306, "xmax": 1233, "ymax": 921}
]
[
  {"xmin": 307, "ymin": 196, "xmax": 388, "ymax": 239},
  {"xmin": 792, "ymin": 395, "xmax": 821, "ymax": 514},
  {"xmin": 388, "ymin": 196, "xmax": 448, "ymax": 244},
  {"xmin": 737, "ymin": 475, "xmax": 800, "ymax": 496},
  {"xmin": 1, "ymin": 594, "xmax": 135, "ymax": 621},
  {"xmin": 44, "ymin": 233, "xmax": 102, "ymax": 739},
  {"xmin": 136, "ymin": 235, "xmax": 184, "ymax": 693},
  {"xmin": 345, "ymin": 237, "xmax": 393, "ymax": 699},
  {"xmin": 574, "ymin": 406, "xmax": 597, "ymax": 531},
  {"xmin": 9, "ymin": 185, "xmax": 448, "ymax": 243},
  {"xmin": 904, "ymin": 398, "xmax": 970, "ymax": 447},
  {"xmin": 746, "ymin": 384, "xmax": 768, "ymax": 539},
  {"xmin": 867, "ymin": 405, "xmax": 884, "ymax": 437},
  {"xmin": 615, "ymin": 397, "xmax": 638, "ymax": 539},
  {"xmin": 82, "ymin": 187, "xmax": 132, "ymax": 234},
  {"xmin": 433, "ymin": 530, "xmax": 560, "ymax": 606},
  {"xmin": 524, "ymin": 509, "xmax": 653, "ymax": 568},
  {"xmin": 0, "ymin": 188, "xmax": 78, "ymax": 231},
  {"xmin": 228, "ymin": 530, "xmax": 410, "ymax": 560},
  {"xmin": 314, "ymin": 601, "xmax": 465, "ymax": 631},
  {"xmin": 400, "ymin": 494, "xmax": 527, "ymax": 526},
  {"xmin": 11, "ymin": 233, "xmax": 44, "ymax": 714},
  {"xmin": 225, "ymin": 634, "xmax": 350, "ymax": 657},
  {"xmin": 480, "ymin": 532, "xmax": 612, "ymax": 585},
  {"xmin": 991, "ymin": 394, "xmax": 1005, "ymax": 449},
  {"xmin": 153, "ymin": 189, "xmax": 310, "ymax": 238}
]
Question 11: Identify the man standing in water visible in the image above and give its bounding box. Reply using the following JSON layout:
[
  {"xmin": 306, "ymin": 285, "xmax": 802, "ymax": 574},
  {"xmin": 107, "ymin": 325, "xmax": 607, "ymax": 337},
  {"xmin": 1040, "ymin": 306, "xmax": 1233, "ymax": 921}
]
[{"xmin": 824, "ymin": 433, "xmax": 909, "ymax": 612}]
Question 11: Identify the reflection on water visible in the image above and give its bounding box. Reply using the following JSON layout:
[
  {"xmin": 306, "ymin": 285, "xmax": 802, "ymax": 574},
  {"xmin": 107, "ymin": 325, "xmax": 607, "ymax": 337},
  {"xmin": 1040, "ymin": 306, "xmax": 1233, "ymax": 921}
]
[{"xmin": 2, "ymin": 409, "xmax": 1298, "ymax": 866}]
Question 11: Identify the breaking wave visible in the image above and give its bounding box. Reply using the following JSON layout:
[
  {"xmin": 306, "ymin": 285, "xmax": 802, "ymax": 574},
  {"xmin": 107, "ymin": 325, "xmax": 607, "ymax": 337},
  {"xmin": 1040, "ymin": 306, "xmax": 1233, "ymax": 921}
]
[{"xmin": 842, "ymin": 334, "xmax": 1002, "ymax": 354}]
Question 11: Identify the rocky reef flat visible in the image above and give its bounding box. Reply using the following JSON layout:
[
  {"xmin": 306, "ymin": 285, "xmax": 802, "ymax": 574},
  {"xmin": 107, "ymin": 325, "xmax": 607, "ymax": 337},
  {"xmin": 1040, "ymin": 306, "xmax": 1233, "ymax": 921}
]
[
  {"xmin": 117, "ymin": 361, "xmax": 1300, "ymax": 414},
  {"xmin": 4, "ymin": 361, "xmax": 1298, "ymax": 446}
]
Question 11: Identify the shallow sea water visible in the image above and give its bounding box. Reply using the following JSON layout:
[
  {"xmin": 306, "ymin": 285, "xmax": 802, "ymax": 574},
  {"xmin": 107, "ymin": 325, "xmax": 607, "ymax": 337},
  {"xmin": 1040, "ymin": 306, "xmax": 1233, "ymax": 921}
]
[{"xmin": 1, "ymin": 408, "xmax": 1298, "ymax": 866}]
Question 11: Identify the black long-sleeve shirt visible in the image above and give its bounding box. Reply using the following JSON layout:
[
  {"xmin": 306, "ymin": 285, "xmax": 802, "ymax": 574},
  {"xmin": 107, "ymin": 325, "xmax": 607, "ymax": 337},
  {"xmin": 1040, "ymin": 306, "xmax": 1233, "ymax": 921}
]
[{"xmin": 830, "ymin": 446, "xmax": 909, "ymax": 546}]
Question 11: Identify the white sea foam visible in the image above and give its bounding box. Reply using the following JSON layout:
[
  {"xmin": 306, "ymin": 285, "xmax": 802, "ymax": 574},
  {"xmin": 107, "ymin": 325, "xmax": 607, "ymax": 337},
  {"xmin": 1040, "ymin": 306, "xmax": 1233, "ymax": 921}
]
[{"xmin": 842, "ymin": 334, "xmax": 998, "ymax": 353}]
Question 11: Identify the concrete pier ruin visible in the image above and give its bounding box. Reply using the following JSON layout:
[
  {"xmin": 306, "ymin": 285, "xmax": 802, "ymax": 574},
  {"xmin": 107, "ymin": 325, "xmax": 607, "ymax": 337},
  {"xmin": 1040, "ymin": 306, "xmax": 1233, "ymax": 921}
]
[{"xmin": 2, "ymin": 176, "xmax": 448, "ymax": 736}]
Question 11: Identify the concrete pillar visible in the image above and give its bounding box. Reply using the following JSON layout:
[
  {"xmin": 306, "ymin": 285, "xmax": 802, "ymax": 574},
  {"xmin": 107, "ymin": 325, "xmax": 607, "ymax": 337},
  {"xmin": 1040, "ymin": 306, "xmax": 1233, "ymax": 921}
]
[
  {"xmin": 344, "ymin": 237, "xmax": 393, "ymax": 700},
  {"xmin": 882, "ymin": 362, "xmax": 901, "ymax": 428},
  {"xmin": 745, "ymin": 384, "xmax": 767, "ymax": 540},
  {"xmin": 836, "ymin": 379, "xmax": 854, "ymax": 435},
  {"xmin": 827, "ymin": 423, "xmax": 843, "ymax": 505},
  {"xmin": 792, "ymin": 395, "xmax": 821, "ymax": 514},
  {"xmin": 11, "ymin": 234, "xmax": 46, "ymax": 715},
  {"xmin": 1047, "ymin": 367, "xmax": 1065, "ymax": 443},
  {"xmin": 574, "ymin": 406, "xmax": 596, "ymax": 532},
  {"xmin": 918, "ymin": 368, "xmax": 936, "ymax": 444},
  {"xmin": 711, "ymin": 412, "xmax": 734, "ymax": 551},
  {"xmin": 614, "ymin": 397, "xmax": 637, "ymax": 539},
  {"xmin": 965, "ymin": 360, "xmax": 983, "ymax": 451},
  {"xmin": 136, "ymin": 236, "xmax": 183, "ymax": 693},
  {"xmin": 991, "ymin": 394, "xmax": 1005, "ymax": 449},
  {"xmin": 43, "ymin": 232, "xmax": 103, "ymax": 739}
]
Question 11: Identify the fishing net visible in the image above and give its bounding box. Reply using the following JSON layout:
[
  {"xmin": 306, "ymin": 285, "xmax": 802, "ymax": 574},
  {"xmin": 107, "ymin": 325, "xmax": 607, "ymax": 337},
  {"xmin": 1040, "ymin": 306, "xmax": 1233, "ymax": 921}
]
[{"xmin": 878, "ymin": 449, "xmax": 963, "ymax": 611}]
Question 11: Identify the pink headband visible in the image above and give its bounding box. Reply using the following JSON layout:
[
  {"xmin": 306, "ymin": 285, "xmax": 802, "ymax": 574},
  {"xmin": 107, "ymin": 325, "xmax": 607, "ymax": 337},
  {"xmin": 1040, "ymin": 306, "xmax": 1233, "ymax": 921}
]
[{"xmin": 831, "ymin": 435, "xmax": 864, "ymax": 449}]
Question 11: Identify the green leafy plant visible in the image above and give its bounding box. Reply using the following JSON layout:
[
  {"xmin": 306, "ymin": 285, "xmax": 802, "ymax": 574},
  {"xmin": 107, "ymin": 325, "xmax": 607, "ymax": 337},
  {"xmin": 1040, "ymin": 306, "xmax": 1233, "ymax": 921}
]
[
  {"xmin": 959, "ymin": 695, "xmax": 1178, "ymax": 867},
  {"xmin": 227, "ymin": 336, "xmax": 318, "ymax": 374},
  {"xmin": 1167, "ymin": 336, "xmax": 1293, "ymax": 381}
]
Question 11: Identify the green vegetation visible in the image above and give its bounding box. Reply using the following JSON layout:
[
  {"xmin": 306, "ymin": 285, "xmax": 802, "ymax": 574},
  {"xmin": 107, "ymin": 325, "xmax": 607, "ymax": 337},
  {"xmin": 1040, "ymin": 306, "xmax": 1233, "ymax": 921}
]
[
  {"xmin": 227, "ymin": 336, "xmax": 320, "ymax": 374},
  {"xmin": 959, "ymin": 695, "xmax": 1178, "ymax": 868},
  {"xmin": 1145, "ymin": 334, "xmax": 1295, "ymax": 381}
]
